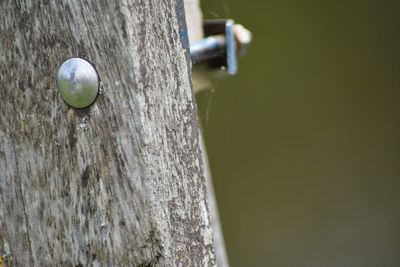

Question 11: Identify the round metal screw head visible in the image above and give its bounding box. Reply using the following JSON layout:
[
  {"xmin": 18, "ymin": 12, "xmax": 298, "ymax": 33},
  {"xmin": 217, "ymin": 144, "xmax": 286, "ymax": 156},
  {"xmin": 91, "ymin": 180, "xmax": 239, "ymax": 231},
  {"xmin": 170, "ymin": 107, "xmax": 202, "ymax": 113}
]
[{"xmin": 57, "ymin": 58, "xmax": 99, "ymax": 108}]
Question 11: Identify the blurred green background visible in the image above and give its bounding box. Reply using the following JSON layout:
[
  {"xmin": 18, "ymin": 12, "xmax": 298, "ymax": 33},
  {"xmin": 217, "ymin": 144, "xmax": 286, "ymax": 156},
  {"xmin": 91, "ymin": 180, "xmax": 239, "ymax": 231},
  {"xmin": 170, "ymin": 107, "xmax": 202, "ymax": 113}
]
[{"xmin": 197, "ymin": 0, "xmax": 400, "ymax": 266}]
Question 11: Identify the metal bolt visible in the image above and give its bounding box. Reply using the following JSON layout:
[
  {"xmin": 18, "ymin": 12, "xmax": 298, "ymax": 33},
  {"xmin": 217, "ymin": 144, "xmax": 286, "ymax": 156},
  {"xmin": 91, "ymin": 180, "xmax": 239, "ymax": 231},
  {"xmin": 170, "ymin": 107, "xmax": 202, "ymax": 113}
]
[
  {"xmin": 190, "ymin": 20, "xmax": 252, "ymax": 75},
  {"xmin": 57, "ymin": 58, "xmax": 99, "ymax": 108}
]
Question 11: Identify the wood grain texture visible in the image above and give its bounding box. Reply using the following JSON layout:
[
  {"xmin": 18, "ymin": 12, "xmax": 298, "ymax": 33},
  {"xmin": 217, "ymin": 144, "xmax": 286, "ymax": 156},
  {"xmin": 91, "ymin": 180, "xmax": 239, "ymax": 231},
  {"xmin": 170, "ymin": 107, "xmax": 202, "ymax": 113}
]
[
  {"xmin": 0, "ymin": 0, "xmax": 216, "ymax": 266},
  {"xmin": 183, "ymin": 1, "xmax": 230, "ymax": 266}
]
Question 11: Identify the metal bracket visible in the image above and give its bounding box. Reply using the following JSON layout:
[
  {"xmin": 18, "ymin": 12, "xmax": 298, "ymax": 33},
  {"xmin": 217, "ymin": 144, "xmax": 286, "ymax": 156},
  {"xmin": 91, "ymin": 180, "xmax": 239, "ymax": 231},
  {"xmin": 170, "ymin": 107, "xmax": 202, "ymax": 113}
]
[{"xmin": 190, "ymin": 19, "xmax": 252, "ymax": 75}]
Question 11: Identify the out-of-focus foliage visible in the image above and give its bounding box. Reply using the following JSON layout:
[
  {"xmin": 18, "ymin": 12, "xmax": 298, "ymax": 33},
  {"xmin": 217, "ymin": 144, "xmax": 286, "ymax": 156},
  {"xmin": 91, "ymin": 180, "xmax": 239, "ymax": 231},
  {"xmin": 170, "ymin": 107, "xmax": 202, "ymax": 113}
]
[{"xmin": 197, "ymin": 0, "xmax": 400, "ymax": 266}]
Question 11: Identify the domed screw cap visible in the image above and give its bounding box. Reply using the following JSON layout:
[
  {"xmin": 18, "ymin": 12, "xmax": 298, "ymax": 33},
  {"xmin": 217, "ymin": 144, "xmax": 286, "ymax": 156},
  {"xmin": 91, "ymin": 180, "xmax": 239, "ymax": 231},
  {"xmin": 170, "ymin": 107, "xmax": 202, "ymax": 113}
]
[{"xmin": 57, "ymin": 58, "xmax": 99, "ymax": 108}]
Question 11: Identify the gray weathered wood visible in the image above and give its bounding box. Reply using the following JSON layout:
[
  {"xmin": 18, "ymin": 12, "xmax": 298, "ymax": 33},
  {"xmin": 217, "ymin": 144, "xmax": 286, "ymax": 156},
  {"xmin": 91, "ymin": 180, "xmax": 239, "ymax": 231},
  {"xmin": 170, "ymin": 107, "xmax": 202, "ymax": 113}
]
[
  {"xmin": 0, "ymin": 0, "xmax": 216, "ymax": 265},
  {"xmin": 183, "ymin": 1, "xmax": 230, "ymax": 266}
]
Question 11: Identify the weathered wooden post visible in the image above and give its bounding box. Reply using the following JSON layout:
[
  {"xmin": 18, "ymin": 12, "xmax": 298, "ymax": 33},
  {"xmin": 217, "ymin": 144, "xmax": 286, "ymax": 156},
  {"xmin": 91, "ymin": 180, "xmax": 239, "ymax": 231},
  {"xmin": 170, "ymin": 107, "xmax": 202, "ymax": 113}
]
[
  {"xmin": 184, "ymin": 1, "xmax": 230, "ymax": 266},
  {"xmin": 0, "ymin": 0, "xmax": 225, "ymax": 265}
]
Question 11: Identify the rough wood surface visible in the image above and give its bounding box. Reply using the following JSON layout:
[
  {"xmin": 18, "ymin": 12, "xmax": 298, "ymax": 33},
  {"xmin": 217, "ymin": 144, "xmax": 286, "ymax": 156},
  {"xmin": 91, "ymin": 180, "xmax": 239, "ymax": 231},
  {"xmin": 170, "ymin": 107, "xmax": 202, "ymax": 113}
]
[
  {"xmin": 0, "ymin": 0, "xmax": 216, "ymax": 266},
  {"xmin": 183, "ymin": 1, "xmax": 230, "ymax": 266}
]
